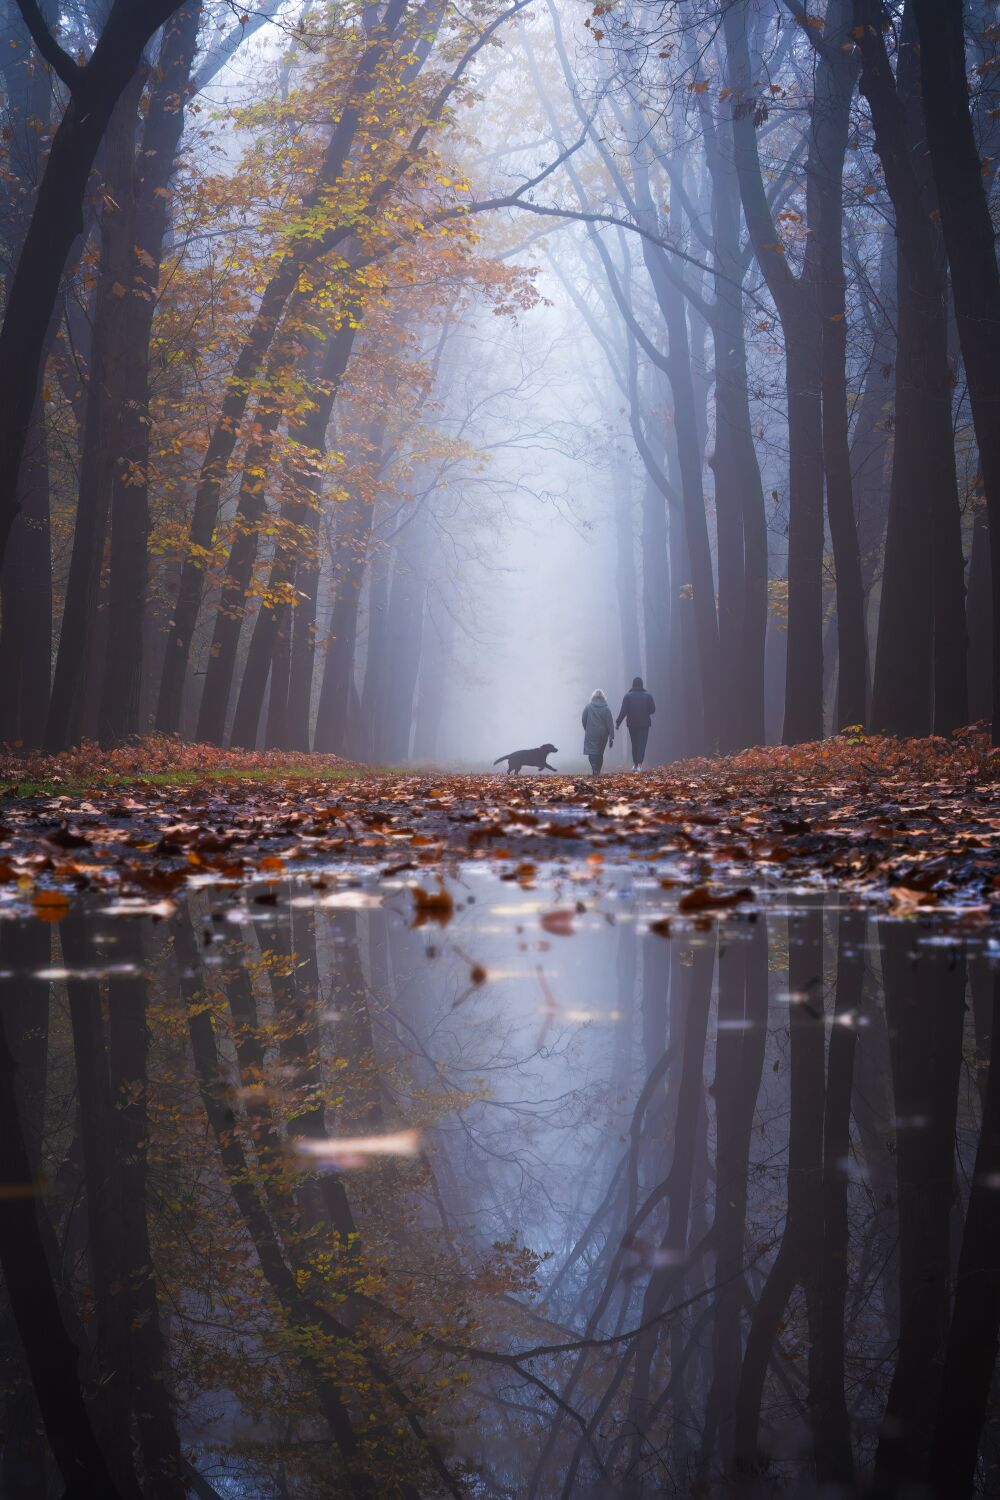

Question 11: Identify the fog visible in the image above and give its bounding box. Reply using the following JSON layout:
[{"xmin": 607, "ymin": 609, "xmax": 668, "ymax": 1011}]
[{"xmin": 416, "ymin": 283, "xmax": 632, "ymax": 769}]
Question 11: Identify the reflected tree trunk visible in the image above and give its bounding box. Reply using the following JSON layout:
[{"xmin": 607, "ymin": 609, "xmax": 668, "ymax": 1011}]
[
  {"xmin": 62, "ymin": 913, "xmax": 141, "ymax": 1499},
  {"xmin": 873, "ymin": 923, "xmax": 965, "ymax": 1489},
  {"xmin": 0, "ymin": 957, "xmax": 123, "ymax": 1497},
  {"xmin": 812, "ymin": 909, "xmax": 862, "ymax": 1486},
  {"xmin": 927, "ymin": 971, "xmax": 1000, "ymax": 1497},
  {"xmin": 106, "ymin": 926, "xmax": 185, "ymax": 1497},
  {"xmin": 734, "ymin": 906, "xmax": 825, "ymax": 1472},
  {"xmin": 705, "ymin": 917, "xmax": 768, "ymax": 1469}
]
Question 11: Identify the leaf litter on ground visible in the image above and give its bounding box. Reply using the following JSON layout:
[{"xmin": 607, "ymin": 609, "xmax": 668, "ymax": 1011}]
[{"xmin": 0, "ymin": 732, "xmax": 997, "ymax": 933}]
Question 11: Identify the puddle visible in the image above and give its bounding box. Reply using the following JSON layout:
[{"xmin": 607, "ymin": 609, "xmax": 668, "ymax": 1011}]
[{"xmin": 0, "ymin": 862, "xmax": 996, "ymax": 1496}]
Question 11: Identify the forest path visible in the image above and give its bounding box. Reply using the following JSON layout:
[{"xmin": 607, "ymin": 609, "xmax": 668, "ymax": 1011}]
[{"xmin": 0, "ymin": 734, "xmax": 996, "ymax": 926}]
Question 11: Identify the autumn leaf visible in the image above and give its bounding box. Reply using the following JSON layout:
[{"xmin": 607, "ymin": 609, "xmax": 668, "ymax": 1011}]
[
  {"xmin": 540, "ymin": 909, "xmax": 576, "ymax": 936},
  {"xmin": 411, "ymin": 882, "xmax": 454, "ymax": 927},
  {"xmin": 33, "ymin": 889, "xmax": 70, "ymax": 922},
  {"xmin": 677, "ymin": 886, "xmax": 755, "ymax": 913}
]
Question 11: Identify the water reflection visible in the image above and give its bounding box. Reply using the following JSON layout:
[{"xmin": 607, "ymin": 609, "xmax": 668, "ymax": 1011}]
[{"xmin": 0, "ymin": 868, "xmax": 997, "ymax": 1497}]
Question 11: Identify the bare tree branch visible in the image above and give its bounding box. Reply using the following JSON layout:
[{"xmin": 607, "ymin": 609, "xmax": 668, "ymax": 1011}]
[{"xmin": 12, "ymin": 0, "xmax": 83, "ymax": 89}]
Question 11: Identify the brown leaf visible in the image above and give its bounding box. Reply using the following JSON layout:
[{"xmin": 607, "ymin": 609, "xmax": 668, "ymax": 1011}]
[
  {"xmin": 540, "ymin": 910, "xmax": 576, "ymax": 936},
  {"xmin": 411, "ymin": 882, "xmax": 454, "ymax": 927},
  {"xmin": 677, "ymin": 885, "xmax": 755, "ymax": 913},
  {"xmin": 33, "ymin": 889, "xmax": 70, "ymax": 922}
]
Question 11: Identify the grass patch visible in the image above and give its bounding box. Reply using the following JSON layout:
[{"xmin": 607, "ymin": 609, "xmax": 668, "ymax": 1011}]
[{"xmin": 0, "ymin": 763, "xmax": 374, "ymax": 800}]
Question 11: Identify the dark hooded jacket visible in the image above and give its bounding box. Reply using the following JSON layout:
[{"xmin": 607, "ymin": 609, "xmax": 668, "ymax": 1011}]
[{"xmin": 616, "ymin": 677, "xmax": 656, "ymax": 730}]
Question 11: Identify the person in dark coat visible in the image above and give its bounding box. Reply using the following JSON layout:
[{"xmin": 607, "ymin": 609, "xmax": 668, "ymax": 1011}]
[
  {"xmin": 582, "ymin": 689, "xmax": 615, "ymax": 775},
  {"xmin": 616, "ymin": 676, "xmax": 656, "ymax": 770}
]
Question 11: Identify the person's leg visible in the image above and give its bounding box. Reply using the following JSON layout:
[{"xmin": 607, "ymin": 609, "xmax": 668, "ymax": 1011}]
[
  {"xmin": 628, "ymin": 727, "xmax": 639, "ymax": 769},
  {"xmin": 634, "ymin": 726, "xmax": 649, "ymax": 767},
  {"xmin": 589, "ymin": 753, "xmax": 602, "ymax": 774}
]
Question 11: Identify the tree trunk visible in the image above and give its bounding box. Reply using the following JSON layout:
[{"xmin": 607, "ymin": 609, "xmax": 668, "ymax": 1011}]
[
  {"xmin": 640, "ymin": 468, "xmax": 671, "ymax": 763},
  {"xmin": 910, "ymin": 0, "xmax": 1000, "ymax": 741},
  {"xmin": 265, "ymin": 601, "xmax": 292, "ymax": 749},
  {"xmin": 781, "ymin": 329, "xmax": 826, "ymax": 742},
  {"xmin": 701, "ymin": 102, "xmax": 767, "ymax": 749},
  {"xmin": 45, "ymin": 75, "xmax": 144, "ymax": 750},
  {"xmin": 613, "ymin": 459, "xmax": 641, "ymax": 685},
  {"xmin": 195, "ymin": 390, "xmax": 284, "ymax": 745},
  {"xmin": 229, "ymin": 576, "xmax": 283, "ymax": 750},
  {"xmin": 229, "ymin": 319, "xmax": 359, "ymax": 749},
  {"xmin": 811, "ymin": 0, "xmax": 868, "ymax": 732},
  {"xmin": 315, "ymin": 425, "xmax": 385, "ymax": 754},
  {"xmin": 98, "ymin": 0, "xmax": 202, "ymax": 745},
  {"xmin": 870, "ymin": 279, "xmax": 935, "ymax": 734},
  {"xmin": 0, "ymin": 0, "xmax": 188, "ymax": 575},
  {"xmin": 0, "ymin": 406, "xmax": 52, "ymax": 747},
  {"xmin": 411, "ymin": 599, "xmax": 453, "ymax": 763},
  {"xmin": 380, "ymin": 504, "xmax": 431, "ymax": 765},
  {"xmin": 849, "ymin": 228, "xmax": 896, "ymax": 668},
  {"xmin": 724, "ymin": 0, "xmax": 826, "ymax": 744},
  {"xmin": 358, "ymin": 526, "xmax": 392, "ymax": 763},
  {"xmin": 667, "ymin": 498, "xmax": 703, "ymax": 759},
  {"xmin": 0, "ymin": 6, "xmax": 55, "ymax": 748},
  {"xmin": 634, "ymin": 196, "xmax": 720, "ymax": 749},
  {"xmin": 858, "ymin": 1, "xmax": 968, "ymax": 735},
  {"xmin": 967, "ymin": 502, "xmax": 993, "ymax": 727}
]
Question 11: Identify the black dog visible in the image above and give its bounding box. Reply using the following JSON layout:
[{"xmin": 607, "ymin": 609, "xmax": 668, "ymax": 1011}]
[{"xmin": 493, "ymin": 743, "xmax": 559, "ymax": 774}]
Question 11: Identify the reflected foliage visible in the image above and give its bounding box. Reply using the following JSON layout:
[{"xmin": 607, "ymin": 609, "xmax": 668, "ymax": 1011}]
[{"xmin": 0, "ymin": 874, "xmax": 998, "ymax": 1497}]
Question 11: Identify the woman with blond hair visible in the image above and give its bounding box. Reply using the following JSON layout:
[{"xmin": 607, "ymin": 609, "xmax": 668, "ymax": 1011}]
[{"xmin": 581, "ymin": 689, "xmax": 615, "ymax": 775}]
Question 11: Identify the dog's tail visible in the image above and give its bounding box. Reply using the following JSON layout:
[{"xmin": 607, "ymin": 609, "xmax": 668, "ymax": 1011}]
[{"xmin": 493, "ymin": 753, "xmax": 513, "ymax": 765}]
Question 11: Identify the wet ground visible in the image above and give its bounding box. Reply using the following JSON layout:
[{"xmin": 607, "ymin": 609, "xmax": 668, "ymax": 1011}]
[{"xmin": 1, "ymin": 836, "xmax": 999, "ymax": 1497}]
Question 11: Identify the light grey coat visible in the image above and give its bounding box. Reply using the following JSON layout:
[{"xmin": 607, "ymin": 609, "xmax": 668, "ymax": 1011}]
[{"xmin": 581, "ymin": 698, "xmax": 614, "ymax": 755}]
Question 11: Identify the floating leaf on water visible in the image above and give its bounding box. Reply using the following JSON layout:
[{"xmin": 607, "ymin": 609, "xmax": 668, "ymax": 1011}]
[
  {"xmin": 32, "ymin": 889, "xmax": 70, "ymax": 922},
  {"xmin": 889, "ymin": 886, "xmax": 936, "ymax": 912},
  {"xmin": 540, "ymin": 909, "xmax": 575, "ymax": 936},
  {"xmin": 411, "ymin": 882, "xmax": 453, "ymax": 927},
  {"xmin": 677, "ymin": 885, "xmax": 755, "ymax": 913}
]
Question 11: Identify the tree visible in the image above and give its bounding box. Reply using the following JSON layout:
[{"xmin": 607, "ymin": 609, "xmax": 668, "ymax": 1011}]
[{"xmin": 0, "ymin": 0, "xmax": 190, "ymax": 573}]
